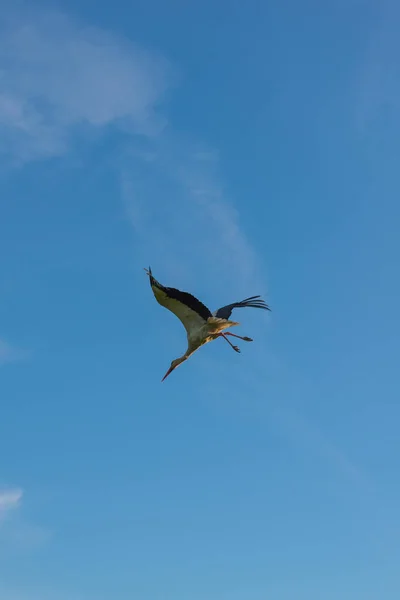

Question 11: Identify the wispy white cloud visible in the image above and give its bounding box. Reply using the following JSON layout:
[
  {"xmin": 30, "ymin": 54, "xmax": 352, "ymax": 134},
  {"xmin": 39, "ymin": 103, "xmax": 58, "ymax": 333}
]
[
  {"xmin": 0, "ymin": 5, "xmax": 172, "ymax": 164},
  {"xmin": 0, "ymin": 487, "xmax": 23, "ymax": 516},
  {"xmin": 0, "ymin": 486, "xmax": 51, "ymax": 552},
  {"xmin": 0, "ymin": 4, "xmax": 263, "ymax": 293}
]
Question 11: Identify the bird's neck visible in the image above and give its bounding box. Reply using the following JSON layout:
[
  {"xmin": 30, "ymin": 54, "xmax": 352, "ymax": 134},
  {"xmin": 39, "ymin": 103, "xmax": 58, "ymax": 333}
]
[
  {"xmin": 178, "ymin": 348, "xmax": 196, "ymax": 364},
  {"xmin": 175, "ymin": 354, "xmax": 189, "ymax": 367}
]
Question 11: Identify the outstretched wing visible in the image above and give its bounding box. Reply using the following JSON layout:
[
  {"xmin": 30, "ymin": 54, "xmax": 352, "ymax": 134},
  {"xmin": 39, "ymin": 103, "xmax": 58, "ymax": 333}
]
[
  {"xmin": 145, "ymin": 267, "xmax": 212, "ymax": 335},
  {"xmin": 213, "ymin": 295, "xmax": 271, "ymax": 320}
]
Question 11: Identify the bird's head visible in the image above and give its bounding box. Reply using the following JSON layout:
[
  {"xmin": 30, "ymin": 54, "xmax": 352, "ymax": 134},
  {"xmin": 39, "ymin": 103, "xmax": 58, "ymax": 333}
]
[{"xmin": 161, "ymin": 356, "xmax": 186, "ymax": 382}]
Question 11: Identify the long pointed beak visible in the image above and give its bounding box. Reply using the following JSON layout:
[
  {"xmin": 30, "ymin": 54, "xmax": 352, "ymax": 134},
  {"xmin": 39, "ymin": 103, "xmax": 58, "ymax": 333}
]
[{"xmin": 161, "ymin": 366, "xmax": 175, "ymax": 382}]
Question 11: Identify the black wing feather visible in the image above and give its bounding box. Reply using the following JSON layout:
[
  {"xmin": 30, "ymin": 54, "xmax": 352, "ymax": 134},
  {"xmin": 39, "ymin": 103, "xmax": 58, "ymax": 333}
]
[
  {"xmin": 147, "ymin": 267, "xmax": 212, "ymax": 321},
  {"xmin": 214, "ymin": 295, "xmax": 271, "ymax": 320}
]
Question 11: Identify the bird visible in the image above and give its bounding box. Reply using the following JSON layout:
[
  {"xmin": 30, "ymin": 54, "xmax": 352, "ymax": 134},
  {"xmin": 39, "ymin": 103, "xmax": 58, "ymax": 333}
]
[{"xmin": 144, "ymin": 267, "xmax": 270, "ymax": 381}]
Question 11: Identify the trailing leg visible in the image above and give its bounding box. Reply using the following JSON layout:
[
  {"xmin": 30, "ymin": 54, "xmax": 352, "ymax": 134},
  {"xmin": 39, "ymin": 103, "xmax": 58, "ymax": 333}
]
[
  {"xmin": 224, "ymin": 332, "xmax": 253, "ymax": 342},
  {"xmin": 218, "ymin": 333, "xmax": 241, "ymax": 353}
]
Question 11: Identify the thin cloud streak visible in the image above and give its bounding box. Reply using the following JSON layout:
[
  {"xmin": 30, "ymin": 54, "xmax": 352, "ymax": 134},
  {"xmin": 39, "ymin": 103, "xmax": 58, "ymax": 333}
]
[{"xmin": 121, "ymin": 135, "xmax": 263, "ymax": 297}]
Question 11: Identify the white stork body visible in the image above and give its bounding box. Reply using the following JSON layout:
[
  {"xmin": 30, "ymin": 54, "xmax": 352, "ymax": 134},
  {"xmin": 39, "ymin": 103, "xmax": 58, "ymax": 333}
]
[{"xmin": 145, "ymin": 267, "xmax": 270, "ymax": 380}]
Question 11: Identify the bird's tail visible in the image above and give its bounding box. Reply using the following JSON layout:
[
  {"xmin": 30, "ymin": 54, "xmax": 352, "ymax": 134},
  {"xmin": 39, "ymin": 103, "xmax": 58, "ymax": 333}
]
[{"xmin": 207, "ymin": 317, "xmax": 239, "ymax": 332}]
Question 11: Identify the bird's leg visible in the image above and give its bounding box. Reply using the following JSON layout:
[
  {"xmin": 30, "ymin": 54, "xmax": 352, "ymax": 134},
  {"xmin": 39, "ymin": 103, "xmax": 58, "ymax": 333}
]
[
  {"xmin": 224, "ymin": 332, "xmax": 253, "ymax": 342},
  {"xmin": 218, "ymin": 333, "xmax": 241, "ymax": 353}
]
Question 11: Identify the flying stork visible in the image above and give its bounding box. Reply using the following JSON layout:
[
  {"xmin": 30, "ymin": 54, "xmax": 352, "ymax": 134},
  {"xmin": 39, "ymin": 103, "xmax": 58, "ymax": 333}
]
[{"xmin": 144, "ymin": 267, "xmax": 270, "ymax": 381}]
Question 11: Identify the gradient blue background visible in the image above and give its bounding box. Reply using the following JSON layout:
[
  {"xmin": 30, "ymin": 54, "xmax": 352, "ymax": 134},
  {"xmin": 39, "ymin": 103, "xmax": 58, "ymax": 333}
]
[{"xmin": 1, "ymin": 1, "xmax": 399, "ymax": 599}]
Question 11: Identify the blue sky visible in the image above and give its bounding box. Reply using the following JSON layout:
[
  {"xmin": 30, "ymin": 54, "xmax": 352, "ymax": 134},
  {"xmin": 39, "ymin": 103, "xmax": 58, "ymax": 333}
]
[{"xmin": 1, "ymin": 0, "xmax": 399, "ymax": 598}]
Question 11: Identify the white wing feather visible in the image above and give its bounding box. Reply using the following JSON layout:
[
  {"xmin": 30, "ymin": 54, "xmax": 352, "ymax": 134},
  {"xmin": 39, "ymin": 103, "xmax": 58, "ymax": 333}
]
[{"xmin": 152, "ymin": 286, "xmax": 207, "ymax": 337}]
